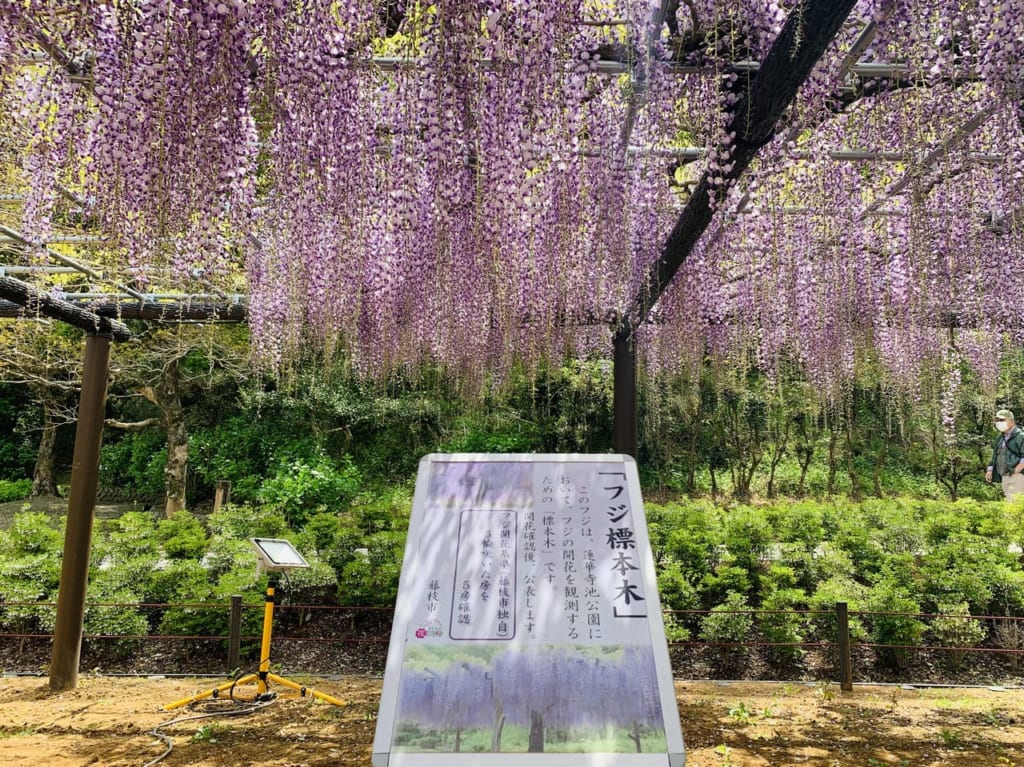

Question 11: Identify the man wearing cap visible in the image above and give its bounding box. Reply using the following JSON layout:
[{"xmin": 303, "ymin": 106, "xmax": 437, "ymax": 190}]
[{"xmin": 986, "ymin": 409, "xmax": 1024, "ymax": 500}]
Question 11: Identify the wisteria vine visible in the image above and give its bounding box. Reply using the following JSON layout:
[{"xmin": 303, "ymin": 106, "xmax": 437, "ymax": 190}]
[{"xmin": 0, "ymin": 1, "xmax": 1023, "ymax": 407}]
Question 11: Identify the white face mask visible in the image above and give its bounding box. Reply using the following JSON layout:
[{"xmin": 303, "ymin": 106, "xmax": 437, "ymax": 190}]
[{"xmin": 996, "ymin": 421, "xmax": 1010, "ymax": 433}]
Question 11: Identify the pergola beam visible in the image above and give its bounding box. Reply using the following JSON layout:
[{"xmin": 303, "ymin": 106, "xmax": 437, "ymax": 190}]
[
  {"xmin": 0, "ymin": 276, "xmax": 131, "ymax": 341},
  {"xmin": 628, "ymin": 0, "xmax": 859, "ymax": 329},
  {"xmin": 0, "ymin": 297, "xmax": 246, "ymax": 323},
  {"xmin": 609, "ymin": 0, "xmax": 859, "ymax": 456}
]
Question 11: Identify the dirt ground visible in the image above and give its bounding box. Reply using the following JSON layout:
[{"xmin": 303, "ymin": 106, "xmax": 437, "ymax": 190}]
[{"xmin": 0, "ymin": 675, "xmax": 1022, "ymax": 767}]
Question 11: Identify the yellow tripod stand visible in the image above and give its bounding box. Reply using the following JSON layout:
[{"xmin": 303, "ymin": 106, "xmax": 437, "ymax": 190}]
[{"xmin": 165, "ymin": 584, "xmax": 345, "ymax": 710}]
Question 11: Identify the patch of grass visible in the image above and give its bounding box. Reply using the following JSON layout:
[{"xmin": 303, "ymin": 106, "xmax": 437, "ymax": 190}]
[
  {"xmin": 191, "ymin": 723, "xmax": 222, "ymax": 743},
  {"xmin": 728, "ymin": 701, "xmax": 752, "ymax": 723},
  {"xmin": 713, "ymin": 743, "xmax": 735, "ymax": 765},
  {"xmin": 939, "ymin": 728, "xmax": 963, "ymax": 748}
]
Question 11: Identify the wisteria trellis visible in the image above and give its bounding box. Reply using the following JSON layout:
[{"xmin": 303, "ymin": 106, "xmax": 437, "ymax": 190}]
[{"xmin": 2, "ymin": 0, "xmax": 1024, "ymax": 399}]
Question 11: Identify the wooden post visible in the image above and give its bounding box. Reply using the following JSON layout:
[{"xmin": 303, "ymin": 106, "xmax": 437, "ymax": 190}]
[
  {"xmin": 228, "ymin": 594, "xmax": 243, "ymax": 671},
  {"xmin": 49, "ymin": 332, "xmax": 112, "ymax": 692},
  {"xmin": 214, "ymin": 480, "xmax": 232, "ymax": 513},
  {"xmin": 836, "ymin": 601, "xmax": 853, "ymax": 691},
  {"xmin": 613, "ymin": 326, "xmax": 638, "ymax": 458}
]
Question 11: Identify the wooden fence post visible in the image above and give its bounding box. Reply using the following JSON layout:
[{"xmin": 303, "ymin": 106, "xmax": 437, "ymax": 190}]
[
  {"xmin": 836, "ymin": 601, "xmax": 853, "ymax": 691},
  {"xmin": 214, "ymin": 480, "xmax": 232, "ymax": 514},
  {"xmin": 228, "ymin": 594, "xmax": 242, "ymax": 671}
]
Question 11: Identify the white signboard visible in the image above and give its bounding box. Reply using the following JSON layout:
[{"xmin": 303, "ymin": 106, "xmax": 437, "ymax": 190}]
[{"xmin": 373, "ymin": 454, "xmax": 684, "ymax": 767}]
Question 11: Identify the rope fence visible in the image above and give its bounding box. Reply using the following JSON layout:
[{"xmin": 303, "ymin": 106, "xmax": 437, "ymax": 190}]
[{"xmin": 1, "ymin": 599, "xmax": 1021, "ymax": 684}]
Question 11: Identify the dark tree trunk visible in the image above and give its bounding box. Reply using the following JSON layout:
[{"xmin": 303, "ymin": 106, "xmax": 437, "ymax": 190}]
[
  {"xmin": 766, "ymin": 415, "xmax": 791, "ymax": 498},
  {"xmin": 140, "ymin": 358, "xmax": 188, "ymax": 517},
  {"xmin": 844, "ymin": 418, "xmax": 861, "ymax": 500},
  {"xmin": 160, "ymin": 365, "xmax": 187, "ymax": 518},
  {"xmin": 827, "ymin": 425, "xmax": 839, "ymax": 495},
  {"xmin": 490, "ymin": 707, "xmax": 505, "ymax": 752},
  {"xmin": 872, "ymin": 438, "xmax": 887, "ymax": 498},
  {"xmin": 685, "ymin": 403, "xmax": 701, "ymax": 493},
  {"xmin": 528, "ymin": 710, "xmax": 544, "ymax": 752},
  {"xmin": 797, "ymin": 445, "xmax": 814, "ymax": 495},
  {"xmin": 31, "ymin": 399, "xmax": 58, "ymax": 497},
  {"xmin": 630, "ymin": 721, "xmax": 643, "ymax": 752}
]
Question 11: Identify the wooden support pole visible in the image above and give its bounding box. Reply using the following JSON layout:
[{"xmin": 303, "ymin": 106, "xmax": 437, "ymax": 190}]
[
  {"xmin": 228, "ymin": 594, "xmax": 243, "ymax": 672},
  {"xmin": 613, "ymin": 326, "xmax": 638, "ymax": 457},
  {"xmin": 49, "ymin": 332, "xmax": 112, "ymax": 692},
  {"xmin": 836, "ymin": 601, "xmax": 853, "ymax": 691},
  {"xmin": 214, "ymin": 480, "xmax": 232, "ymax": 513}
]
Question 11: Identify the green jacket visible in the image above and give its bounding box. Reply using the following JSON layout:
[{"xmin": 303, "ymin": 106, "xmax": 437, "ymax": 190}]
[{"xmin": 990, "ymin": 426, "xmax": 1024, "ymax": 481}]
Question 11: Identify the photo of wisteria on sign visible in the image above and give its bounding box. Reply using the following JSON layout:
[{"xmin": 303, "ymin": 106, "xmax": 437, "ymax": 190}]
[{"xmin": 393, "ymin": 643, "xmax": 666, "ymax": 753}]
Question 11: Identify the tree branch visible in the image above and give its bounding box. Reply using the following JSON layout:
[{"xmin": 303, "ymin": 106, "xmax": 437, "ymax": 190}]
[{"xmin": 104, "ymin": 417, "xmax": 160, "ymax": 430}]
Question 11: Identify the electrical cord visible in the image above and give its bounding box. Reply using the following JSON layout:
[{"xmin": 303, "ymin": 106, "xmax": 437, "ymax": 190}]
[
  {"xmin": 142, "ymin": 570, "xmax": 306, "ymax": 765},
  {"xmin": 229, "ymin": 665, "xmax": 272, "ymax": 704},
  {"xmin": 140, "ymin": 691, "xmax": 275, "ymax": 767}
]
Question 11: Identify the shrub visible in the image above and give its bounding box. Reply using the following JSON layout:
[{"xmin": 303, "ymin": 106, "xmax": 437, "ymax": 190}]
[
  {"xmin": 993, "ymin": 617, "xmax": 1024, "ymax": 670},
  {"xmin": 991, "ymin": 569, "xmax": 1024, "ymax": 616},
  {"xmin": 924, "ymin": 511, "xmax": 970, "ymax": 548},
  {"xmin": 866, "ymin": 580, "xmax": 926, "ymax": 669},
  {"xmin": 806, "ymin": 576, "xmax": 868, "ymax": 644},
  {"xmin": 98, "ymin": 511, "xmax": 160, "ymax": 560},
  {"xmin": 0, "ymin": 478, "xmax": 31, "ymax": 502},
  {"xmin": 769, "ymin": 499, "xmax": 826, "ymax": 550},
  {"xmin": 336, "ymin": 530, "xmax": 405, "ymax": 606},
  {"xmin": 723, "ymin": 506, "xmax": 771, "ymax": 574},
  {"xmin": 657, "ymin": 558, "xmax": 701, "ymax": 612},
  {"xmin": 153, "ymin": 558, "xmax": 266, "ymax": 643},
  {"xmin": 920, "ymin": 533, "xmax": 1017, "ymax": 614},
  {"xmin": 2, "ymin": 511, "xmax": 63, "ymax": 553},
  {"xmin": 662, "ymin": 611, "xmax": 692, "ymax": 642},
  {"xmin": 279, "ymin": 558, "xmax": 339, "ymax": 606},
  {"xmin": 155, "ymin": 512, "xmax": 209, "ymax": 559},
  {"xmin": 202, "ymin": 537, "xmax": 262, "ymax": 578},
  {"xmin": 296, "ymin": 511, "xmax": 342, "ymax": 558},
  {"xmin": 0, "ymin": 513, "xmax": 63, "ymax": 634},
  {"xmin": 206, "ymin": 504, "xmax": 289, "ymax": 540},
  {"xmin": 702, "ymin": 563, "xmax": 752, "ymax": 607},
  {"xmin": 340, "ymin": 484, "xmax": 412, "ymax": 540},
  {"xmin": 831, "ymin": 512, "xmax": 883, "ymax": 579},
  {"xmin": 98, "ymin": 430, "xmax": 166, "ymax": 499},
  {"xmin": 929, "ymin": 602, "xmax": 986, "ymax": 671},
  {"xmin": 258, "ymin": 453, "xmax": 361, "ymax": 527},
  {"xmin": 0, "ymin": 578, "xmax": 57, "ymax": 635},
  {"xmin": 147, "ymin": 560, "xmax": 216, "ymax": 607},
  {"xmin": 92, "ymin": 512, "xmax": 162, "ymax": 595},
  {"xmin": 82, "ymin": 574, "xmax": 148, "ymax": 659},
  {"xmin": 759, "ymin": 587, "xmax": 808, "ymax": 667},
  {"xmin": 699, "ymin": 591, "xmax": 754, "ymax": 661},
  {"xmin": 654, "ymin": 501, "xmax": 722, "ymax": 585},
  {"xmin": 808, "ymin": 542, "xmax": 856, "ymax": 583}
]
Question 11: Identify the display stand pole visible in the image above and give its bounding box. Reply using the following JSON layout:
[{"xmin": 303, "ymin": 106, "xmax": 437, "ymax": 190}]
[{"xmin": 165, "ymin": 582, "xmax": 345, "ymax": 710}]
